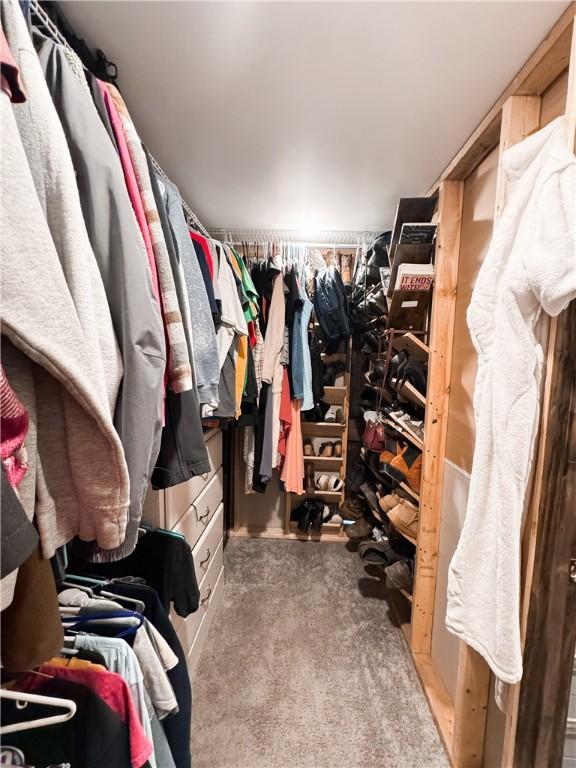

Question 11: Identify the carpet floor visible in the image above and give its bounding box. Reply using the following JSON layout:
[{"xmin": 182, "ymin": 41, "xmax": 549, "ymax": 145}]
[{"xmin": 192, "ymin": 537, "xmax": 449, "ymax": 768}]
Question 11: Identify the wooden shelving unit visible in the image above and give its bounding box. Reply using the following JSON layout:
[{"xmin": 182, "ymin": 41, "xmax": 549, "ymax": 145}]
[{"xmin": 285, "ymin": 338, "xmax": 353, "ymax": 538}]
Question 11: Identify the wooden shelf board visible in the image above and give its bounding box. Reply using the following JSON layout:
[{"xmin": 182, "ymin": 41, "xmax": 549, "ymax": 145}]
[
  {"xmin": 289, "ymin": 522, "xmax": 343, "ymax": 538},
  {"xmin": 392, "ymin": 379, "xmax": 427, "ymax": 408},
  {"xmin": 399, "ymin": 481, "xmax": 421, "ymax": 504},
  {"xmin": 231, "ymin": 527, "xmax": 344, "ymax": 542},
  {"xmin": 392, "ymin": 332, "xmax": 430, "ymax": 362},
  {"xmin": 301, "ymin": 422, "xmax": 346, "ymax": 437},
  {"xmin": 321, "ymin": 352, "xmax": 347, "ymax": 362},
  {"xmin": 303, "ymin": 456, "xmax": 343, "ymax": 471},
  {"xmin": 292, "ymin": 489, "xmax": 343, "ymax": 502},
  {"xmin": 323, "ymin": 386, "xmax": 346, "ymax": 405},
  {"xmin": 384, "ymin": 418, "xmax": 424, "ymax": 451}
]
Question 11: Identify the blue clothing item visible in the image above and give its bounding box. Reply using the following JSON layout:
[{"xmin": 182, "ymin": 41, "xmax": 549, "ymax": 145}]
[{"xmin": 291, "ymin": 277, "xmax": 314, "ymax": 410}]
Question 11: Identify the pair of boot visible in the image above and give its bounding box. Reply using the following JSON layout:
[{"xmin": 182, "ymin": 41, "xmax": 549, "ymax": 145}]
[
  {"xmin": 379, "ymin": 440, "xmax": 422, "ymax": 494},
  {"xmin": 292, "ymin": 499, "xmax": 324, "ymax": 532}
]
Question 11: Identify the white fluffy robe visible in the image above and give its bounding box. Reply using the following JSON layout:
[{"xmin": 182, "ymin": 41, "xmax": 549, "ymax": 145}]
[{"xmin": 446, "ymin": 117, "xmax": 576, "ymax": 684}]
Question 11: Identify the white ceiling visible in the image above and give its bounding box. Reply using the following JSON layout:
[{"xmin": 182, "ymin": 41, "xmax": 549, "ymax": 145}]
[{"xmin": 62, "ymin": 1, "xmax": 568, "ymax": 232}]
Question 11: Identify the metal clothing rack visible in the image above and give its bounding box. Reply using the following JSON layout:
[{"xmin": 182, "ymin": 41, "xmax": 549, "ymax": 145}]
[
  {"xmin": 30, "ymin": 0, "xmax": 211, "ymax": 239},
  {"xmin": 209, "ymin": 228, "xmax": 380, "ymax": 248}
]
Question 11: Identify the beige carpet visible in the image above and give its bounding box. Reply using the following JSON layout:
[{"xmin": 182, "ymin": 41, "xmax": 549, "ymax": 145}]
[{"xmin": 192, "ymin": 537, "xmax": 449, "ymax": 768}]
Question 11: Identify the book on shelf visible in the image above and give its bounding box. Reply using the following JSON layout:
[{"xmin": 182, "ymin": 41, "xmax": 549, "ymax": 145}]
[
  {"xmin": 399, "ymin": 222, "xmax": 437, "ymax": 246},
  {"xmin": 395, "ymin": 263, "xmax": 434, "ymax": 292}
]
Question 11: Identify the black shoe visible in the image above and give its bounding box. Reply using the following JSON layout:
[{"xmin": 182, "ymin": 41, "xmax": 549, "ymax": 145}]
[{"xmin": 346, "ymin": 460, "xmax": 367, "ymax": 495}]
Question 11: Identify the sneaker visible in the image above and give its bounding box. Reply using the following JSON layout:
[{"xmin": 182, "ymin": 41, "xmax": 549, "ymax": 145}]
[{"xmin": 388, "ymin": 500, "xmax": 419, "ymax": 544}]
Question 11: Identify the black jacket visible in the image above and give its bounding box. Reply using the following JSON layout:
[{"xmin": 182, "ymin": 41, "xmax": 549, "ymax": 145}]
[{"xmin": 314, "ymin": 266, "xmax": 351, "ymax": 352}]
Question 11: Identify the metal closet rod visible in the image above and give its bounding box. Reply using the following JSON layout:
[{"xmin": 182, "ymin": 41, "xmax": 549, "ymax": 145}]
[
  {"xmin": 30, "ymin": 0, "xmax": 211, "ymax": 239},
  {"xmin": 209, "ymin": 228, "xmax": 380, "ymax": 247}
]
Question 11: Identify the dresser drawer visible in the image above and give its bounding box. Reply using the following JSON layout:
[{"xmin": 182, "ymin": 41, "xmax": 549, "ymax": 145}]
[
  {"xmin": 188, "ymin": 563, "xmax": 225, "ymax": 678},
  {"xmin": 192, "ymin": 503, "xmax": 224, "ymax": 587},
  {"xmin": 166, "ymin": 430, "xmax": 222, "ymax": 530},
  {"xmin": 172, "ymin": 468, "xmax": 223, "ymax": 549},
  {"xmin": 176, "ymin": 539, "xmax": 224, "ymax": 654}
]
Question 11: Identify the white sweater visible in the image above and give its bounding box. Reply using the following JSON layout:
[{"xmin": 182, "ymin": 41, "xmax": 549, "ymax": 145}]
[{"xmin": 446, "ymin": 117, "xmax": 576, "ymax": 684}]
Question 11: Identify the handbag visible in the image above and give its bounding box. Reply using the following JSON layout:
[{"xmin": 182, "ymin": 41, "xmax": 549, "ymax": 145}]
[{"xmin": 362, "ymin": 333, "xmax": 394, "ymax": 452}]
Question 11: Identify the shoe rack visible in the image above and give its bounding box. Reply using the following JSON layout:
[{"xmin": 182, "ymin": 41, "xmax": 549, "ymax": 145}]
[
  {"xmin": 285, "ymin": 337, "xmax": 353, "ymax": 540},
  {"xmin": 361, "ymin": 197, "xmax": 436, "ymax": 615}
]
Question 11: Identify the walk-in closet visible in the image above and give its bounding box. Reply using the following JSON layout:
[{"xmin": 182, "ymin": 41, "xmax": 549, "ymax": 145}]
[{"xmin": 1, "ymin": 2, "xmax": 575, "ymax": 767}]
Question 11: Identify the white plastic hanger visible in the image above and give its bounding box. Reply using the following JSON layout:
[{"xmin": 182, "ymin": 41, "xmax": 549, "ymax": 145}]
[{"xmin": 0, "ymin": 689, "xmax": 76, "ymax": 735}]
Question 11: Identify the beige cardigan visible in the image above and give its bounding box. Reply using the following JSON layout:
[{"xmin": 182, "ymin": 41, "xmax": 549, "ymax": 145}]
[{"xmin": 1, "ymin": 0, "xmax": 130, "ymax": 557}]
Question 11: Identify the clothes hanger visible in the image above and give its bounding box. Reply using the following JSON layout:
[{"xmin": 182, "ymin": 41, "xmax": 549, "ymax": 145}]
[
  {"xmin": 62, "ymin": 610, "xmax": 144, "ymax": 639},
  {"xmin": 140, "ymin": 522, "xmax": 185, "ymax": 541},
  {"xmin": 0, "ymin": 689, "xmax": 77, "ymax": 735},
  {"xmin": 60, "ymin": 580, "xmax": 94, "ymax": 596},
  {"xmin": 62, "ymin": 573, "xmax": 110, "ymax": 587}
]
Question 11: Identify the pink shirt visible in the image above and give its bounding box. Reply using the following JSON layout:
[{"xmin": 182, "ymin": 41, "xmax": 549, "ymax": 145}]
[
  {"xmin": 39, "ymin": 664, "xmax": 153, "ymax": 768},
  {"xmin": 97, "ymin": 80, "xmax": 160, "ymax": 304}
]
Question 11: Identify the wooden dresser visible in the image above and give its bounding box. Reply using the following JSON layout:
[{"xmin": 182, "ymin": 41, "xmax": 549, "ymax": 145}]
[{"xmin": 142, "ymin": 428, "xmax": 225, "ymax": 677}]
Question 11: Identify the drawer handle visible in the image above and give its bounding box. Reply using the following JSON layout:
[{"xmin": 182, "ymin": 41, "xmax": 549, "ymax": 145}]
[
  {"xmin": 199, "ymin": 548, "xmax": 211, "ymax": 568},
  {"xmin": 200, "ymin": 585, "xmax": 212, "ymax": 607},
  {"xmin": 196, "ymin": 504, "xmax": 211, "ymax": 524}
]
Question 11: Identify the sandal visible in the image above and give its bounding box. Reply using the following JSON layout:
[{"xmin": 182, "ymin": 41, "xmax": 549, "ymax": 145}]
[
  {"xmin": 333, "ymin": 440, "xmax": 342, "ymax": 457},
  {"xmin": 357, "ymin": 540, "xmax": 406, "ymax": 566},
  {"xmin": 319, "ymin": 442, "xmax": 334, "ymax": 457}
]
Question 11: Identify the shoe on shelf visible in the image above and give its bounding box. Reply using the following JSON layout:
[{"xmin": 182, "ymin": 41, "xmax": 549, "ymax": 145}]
[
  {"xmin": 333, "ymin": 440, "xmax": 343, "ymax": 457},
  {"xmin": 388, "ymin": 500, "xmax": 419, "ymax": 544},
  {"xmin": 315, "ymin": 474, "xmax": 330, "ymax": 491},
  {"xmin": 325, "ymin": 406, "xmax": 344, "ymax": 424},
  {"xmin": 323, "ymin": 361, "xmax": 346, "ymax": 386},
  {"xmin": 327, "ymin": 476, "xmax": 344, "ymax": 492},
  {"xmin": 310, "ymin": 504, "xmax": 323, "ymax": 532},
  {"xmin": 379, "ymin": 442, "xmax": 422, "ymax": 493},
  {"xmin": 359, "ymin": 482, "xmax": 385, "ymax": 521},
  {"xmin": 305, "ymin": 463, "xmax": 315, "ymax": 494},
  {"xmin": 383, "ymin": 559, "xmax": 414, "ymax": 592},
  {"xmin": 341, "ymin": 495, "xmax": 365, "ymax": 521},
  {"xmin": 319, "ymin": 442, "xmax": 334, "ymax": 457},
  {"xmin": 344, "ymin": 517, "xmax": 374, "ymax": 541},
  {"xmin": 346, "ymin": 460, "xmax": 367, "ymax": 495},
  {"xmin": 378, "ymin": 492, "xmax": 404, "ymax": 515},
  {"xmin": 303, "ymin": 438, "xmax": 315, "ymax": 457},
  {"xmin": 397, "ymin": 360, "xmax": 427, "ymax": 396}
]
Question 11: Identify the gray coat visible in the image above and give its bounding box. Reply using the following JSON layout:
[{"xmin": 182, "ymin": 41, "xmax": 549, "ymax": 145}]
[{"xmin": 36, "ymin": 34, "xmax": 166, "ymax": 561}]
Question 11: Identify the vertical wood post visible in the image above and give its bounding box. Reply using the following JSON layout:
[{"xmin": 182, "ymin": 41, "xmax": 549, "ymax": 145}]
[
  {"xmin": 411, "ymin": 179, "xmax": 463, "ymax": 656},
  {"xmin": 450, "ymin": 94, "xmax": 541, "ymax": 768}
]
